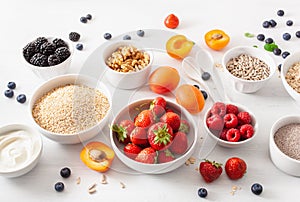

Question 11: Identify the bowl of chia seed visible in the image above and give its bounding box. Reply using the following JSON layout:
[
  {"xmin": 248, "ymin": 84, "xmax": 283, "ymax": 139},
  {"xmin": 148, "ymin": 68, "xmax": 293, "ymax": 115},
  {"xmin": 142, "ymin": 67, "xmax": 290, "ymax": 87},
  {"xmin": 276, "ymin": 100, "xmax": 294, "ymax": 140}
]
[{"xmin": 270, "ymin": 115, "xmax": 300, "ymax": 177}]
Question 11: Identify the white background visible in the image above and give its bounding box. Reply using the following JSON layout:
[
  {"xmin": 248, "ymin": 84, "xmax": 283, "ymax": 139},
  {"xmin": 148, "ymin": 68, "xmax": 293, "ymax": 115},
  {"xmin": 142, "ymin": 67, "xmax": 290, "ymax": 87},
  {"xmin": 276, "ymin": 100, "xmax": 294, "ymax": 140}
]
[{"xmin": 1, "ymin": 0, "xmax": 300, "ymax": 201}]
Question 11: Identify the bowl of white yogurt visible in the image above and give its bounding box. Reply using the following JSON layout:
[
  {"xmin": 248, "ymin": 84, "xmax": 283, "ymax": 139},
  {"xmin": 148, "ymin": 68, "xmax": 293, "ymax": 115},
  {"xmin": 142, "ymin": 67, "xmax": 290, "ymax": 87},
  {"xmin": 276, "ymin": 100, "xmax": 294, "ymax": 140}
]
[{"xmin": 0, "ymin": 124, "xmax": 43, "ymax": 178}]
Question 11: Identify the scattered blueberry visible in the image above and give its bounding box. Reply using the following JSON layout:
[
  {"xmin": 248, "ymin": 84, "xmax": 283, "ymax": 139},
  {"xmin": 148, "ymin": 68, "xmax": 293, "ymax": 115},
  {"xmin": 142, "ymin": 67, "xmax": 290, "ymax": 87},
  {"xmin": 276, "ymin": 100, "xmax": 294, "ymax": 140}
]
[
  {"xmin": 257, "ymin": 34, "xmax": 265, "ymax": 41},
  {"xmin": 201, "ymin": 72, "xmax": 211, "ymax": 80},
  {"xmin": 60, "ymin": 167, "xmax": 71, "ymax": 178},
  {"xmin": 273, "ymin": 48, "xmax": 282, "ymax": 56},
  {"xmin": 86, "ymin": 14, "xmax": 92, "ymax": 20},
  {"xmin": 269, "ymin": 19, "xmax": 277, "ymax": 27},
  {"xmin": 251, "ymin": 183, "xmax": 263, "ymax": 195},
  {"xmin": 4, "ymin": 89, "xmax": 14, "ymax": 98},
  {"xmin": 286, "ymin": 20, "xmax": 293, "ymax": 26},
  {"xmin": 80, "ymin": 16, "xmax": 88, "ymax": 23},
  {"xmin": 104, "ymin": 33, "xmax": 112, "ymax": 40},
  {"xmin": 282, "ymin": 51, "xmax": 290, "ymax": 59},
  {"xmin": 296, "ymin": 31, "xmax": 300, "ymax": 38},
  {"xmin": 7, "ymin": 81, "xmax": 16, "ymax": 89},
  {"xmin": 54, "ymin": 182, "xmax": 65, "ymax": 192},
  {"xmin": 277, "ymin": 9, "xmax": 284, "ymax": 16},
  {"xmin": 278, "ymin": 64, "xmax": 282, "ymax": 72},
  {"xmin": 283, "ymin": 33, "xmax": 291, "ymax": 41},
  {"xmin": 123, "ymin": 35, "xmax": 131, "ymax": 40},
  {"xmin": 198, "ymin": 188, "xmax": 208, "ymax": 198},
  {"xmin": 262, "ymin": 21, "xmax": 270, "ymax": 28},
  {"xmin": 76, "ymin": 43, "xmax": 83, "ymax": 51},
  {"xmin": 16, "ymin": 94, "xmax": 26, "ymax": 104},
  {"xmin": 265, "ymin": 38, "xmax": 274, "ymax": 44},
  {"xmin": 137, "ymin": 30, "xmax": 145, "ymax": 37},
  {"xmin": 201, "ymin": 90, "xmax": 208, "ymax": 100},
  {"xmin": 193, "ymin": 84, "xmax": 199, "ymax": 89}
]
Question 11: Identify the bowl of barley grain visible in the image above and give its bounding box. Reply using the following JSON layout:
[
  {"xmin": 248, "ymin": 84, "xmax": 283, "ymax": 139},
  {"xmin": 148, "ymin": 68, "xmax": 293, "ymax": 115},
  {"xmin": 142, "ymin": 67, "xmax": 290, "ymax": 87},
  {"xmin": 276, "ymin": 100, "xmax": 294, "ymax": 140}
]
[
  {"xmin": 29, "ymin": 74, "xmax": 111, "ymax": 144},
  {"xmin": 222, "ymin": 46, "xmax": 276, "ymax": 93}
]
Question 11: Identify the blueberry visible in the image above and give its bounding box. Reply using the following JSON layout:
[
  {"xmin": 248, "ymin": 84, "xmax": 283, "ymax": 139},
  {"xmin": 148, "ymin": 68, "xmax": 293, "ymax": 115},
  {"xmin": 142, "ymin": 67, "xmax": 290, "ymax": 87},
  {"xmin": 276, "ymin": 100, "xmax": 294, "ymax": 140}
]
[
  {"xmin": 282, "ymin": 51, "xmax": 290, "ymax": 59},
  {"xmin": 60, "ymin": 167, "xmax": 71, "ymax": 178},
  {"xmin": 262, "ymin": 21, "xmax": 270, "ymax": 28},
  {"xmin": 123, "ymin": 35, "xmax": 131, "ymax": 40},
  {"xmin": 193, "ymin": 84, "xmax": 199, "ymax": 89},
  {"xmin": 283, "ymin": 33, "xmax": 291, "ymax": 41},
  {"xmin": 54, "ymin": 182, "xmax": 64, "ymax": 192},
  {"xmin": 198, "ymin": 188, "xmax": 208, "ymax": 198},
  {"xmin": 273, "ymin": 48, "xmax": 282, "ymax": 56},
  {"xmin": 278, "ymin": 64, "xmax": 282, "ymax": 72},
  {"xmin": 256, "ymin": 34, "xmax": 265, "ymax": 41},
  {"xmin": 201, "ymin": 72, "xmax": 211, "ymax": 80},
  {"xmin": 201, "ymin": 90, "xmax": 208, "ymax": 100},
  {"xmin": 16, "ymin": 94, "xmax": 26, "ymax": 104},
  {"xmin": 286, "ymin": 20, "xmax": 293, "ymax": 26},
  {"xmin": 251, "ymin": 183, "xmax": 263, "ymax": 195},
  {"xmin": 137, "ymin": 30, "xmax": 145, "ymax": 37},
  {"xmin": 7, "ymin": 81, "xmax": 16, "ymax": 89},
  {"xmin": 4, "ymin": 89, "xmax": 14, "ymax": 98},
  {"xmin": 80, "ymin": 16, "xmax": 88, "ymax": 23},
  {"xmin": 86, "ymin": 14, "xmax": 92, "ymax": 20},
  {"xmin": 277, "ymin": 10, "xmax": 284, "ymax": 16},
  {"xmin": 296, "ymin": 31, "xmax": 300, "ymax": 38},
  {"xmin": 265, "ymin": 38, "xmax": 274, "ymax": 44},
  {"xmin": 76, "ymin": 43, "xmax": 83, "ymax": 51},
  {"xmin": 104, "ymin": 33, "xmax": 112, "ymax": 40},
  {"xmin": 269, "ymin": 19, "xmax": 277, "ymax": 27}
]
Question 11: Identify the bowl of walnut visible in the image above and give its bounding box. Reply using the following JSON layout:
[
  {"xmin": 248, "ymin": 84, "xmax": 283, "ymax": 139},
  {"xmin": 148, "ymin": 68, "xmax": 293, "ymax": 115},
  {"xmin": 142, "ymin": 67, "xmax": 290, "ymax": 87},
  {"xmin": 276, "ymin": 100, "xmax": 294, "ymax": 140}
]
[
  {"xmin": 102, "ymin": 41, "xmax": 153, "ymax": 89},
  {"xmin": 222, "ymin": 46, "xmax": 276, "ymax": 93}
]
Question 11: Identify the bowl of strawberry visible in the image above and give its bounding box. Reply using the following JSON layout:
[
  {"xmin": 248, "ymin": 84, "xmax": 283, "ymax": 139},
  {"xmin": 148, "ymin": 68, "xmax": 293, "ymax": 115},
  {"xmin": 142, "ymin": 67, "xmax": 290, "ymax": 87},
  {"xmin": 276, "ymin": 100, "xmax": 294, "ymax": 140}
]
[
  {"xmin": 204, "ymin": 102, "xmax": 257, "ymax": 148},
  {"xmin": 109, "ymin": 97, "xmax": 197, "ymax": 174}
]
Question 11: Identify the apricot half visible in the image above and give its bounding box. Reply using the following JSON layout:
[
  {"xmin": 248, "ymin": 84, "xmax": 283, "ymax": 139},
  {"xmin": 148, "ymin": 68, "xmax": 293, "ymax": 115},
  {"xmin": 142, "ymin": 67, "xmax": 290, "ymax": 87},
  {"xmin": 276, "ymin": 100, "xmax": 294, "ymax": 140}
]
[{"xmin": 166, "ymin": 35, "xmax": 194, "ymax": 60}]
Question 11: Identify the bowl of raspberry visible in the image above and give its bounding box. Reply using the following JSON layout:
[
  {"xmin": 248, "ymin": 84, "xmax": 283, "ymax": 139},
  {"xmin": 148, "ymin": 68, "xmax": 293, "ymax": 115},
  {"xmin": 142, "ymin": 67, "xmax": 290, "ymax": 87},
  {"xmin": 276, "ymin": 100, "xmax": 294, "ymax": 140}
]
[
  {"xmin": 22, "ymin": 37, "xmax": 73, "ymax": 80},
  {"xmin": 204, "ymin": 102, "xmax": 258, "ymax": 148}
]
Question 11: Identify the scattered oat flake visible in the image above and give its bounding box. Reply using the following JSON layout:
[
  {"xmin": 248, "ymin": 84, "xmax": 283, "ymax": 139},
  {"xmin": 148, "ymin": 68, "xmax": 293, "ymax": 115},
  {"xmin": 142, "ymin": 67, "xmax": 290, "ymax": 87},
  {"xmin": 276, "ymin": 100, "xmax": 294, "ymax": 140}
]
[
  {"xmin": 230, "ymin": 186, "xmax": 241, "ymax": 195},
  {"xmin": 101, "ymin": 174, "xmax": 108, "ymax": 184},
  {"xmin": 76, "ymin": 177, "xmax": 81, "ymax": 185},
  {"xmin": 120, "ymin": 182, "xmax": 126, "ymax": 189},
  {"xmin": 215, "ymin": 63, "xmax": 222, "ymax": 69},
  {"xmin": 88, "ymin": 183, "xmax": 97, "ymax": 194}
]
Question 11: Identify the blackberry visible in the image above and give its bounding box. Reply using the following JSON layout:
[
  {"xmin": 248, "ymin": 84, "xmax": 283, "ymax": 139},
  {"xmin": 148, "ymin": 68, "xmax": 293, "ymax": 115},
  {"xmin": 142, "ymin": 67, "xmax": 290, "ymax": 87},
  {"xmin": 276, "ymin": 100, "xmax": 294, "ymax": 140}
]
[
  {"xmin": 48, "ymin": 54, "xmax": 61, "ymax": 66},
  {"xmin": 55, "ymin": 47, "xmax": 71, "ymax": 62},
  {"xmin": 23, "ymin": 42, "xmax": 37, "ymax": 62},
  {"xmin": 30, "ymin": 53, "xmax": 48, "ymax": 67},
  {"xmin": 40, "ymin": 42, "xmax": 56, "ymax": 56},
  {"xmin": 33, "ymin": 37, "xmax": 48, "ymax": 52},
  {"xmin": 53, "ymin": 38, "xmax": 68, "ymax": 49},
  {"xmin": 69, "ymin": 32, "xmax": 80, "ymax": 42}
]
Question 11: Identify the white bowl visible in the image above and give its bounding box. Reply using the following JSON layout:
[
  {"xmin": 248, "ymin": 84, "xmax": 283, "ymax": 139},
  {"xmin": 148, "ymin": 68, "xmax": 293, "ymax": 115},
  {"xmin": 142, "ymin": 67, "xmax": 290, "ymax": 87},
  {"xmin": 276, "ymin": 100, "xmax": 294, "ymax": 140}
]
[
  {"xmin": 204, "ymin": 102, "xmax": 257, "ymax": 148},
  {"xmin": 29, "ymin": 74, "xmax": 112, "ymax": 144},
  {"xmin": 0, "ymin": 124, "xmax": 43, "ymax": 178},
  {"xmin": 281, "ymin": 51, "xmax": 300, "ymax": 103},
  {"xmin": 222, "ymin": 46, "xmax": 276, "ymax": 93},
  {"xmin": 102, "ymin": 41, "xmax": 153, "ymax": 89},
  {"xmin": 23, "ymin": 37, "xmax": 73, "ymax": 80},
  {"xmin": 269, "ymin": 115, "xmax": 300, "ymax": 177},
  {"xmin": 110, "ymin": 98, "xmax": 197, "ymax": 174}
]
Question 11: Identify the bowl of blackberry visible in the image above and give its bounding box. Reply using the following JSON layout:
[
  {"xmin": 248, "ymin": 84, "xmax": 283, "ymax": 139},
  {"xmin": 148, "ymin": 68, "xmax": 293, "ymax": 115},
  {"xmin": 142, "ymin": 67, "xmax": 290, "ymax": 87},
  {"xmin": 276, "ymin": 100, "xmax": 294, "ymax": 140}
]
[{"xmin": 22, "ymin": 36, "xmax": 73, "ymax": 80}]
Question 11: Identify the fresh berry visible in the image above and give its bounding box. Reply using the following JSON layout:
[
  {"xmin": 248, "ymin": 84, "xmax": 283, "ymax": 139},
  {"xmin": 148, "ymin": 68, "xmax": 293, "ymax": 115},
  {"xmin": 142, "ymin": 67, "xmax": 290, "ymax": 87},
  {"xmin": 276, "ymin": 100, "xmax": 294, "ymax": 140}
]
[
  {"xmin": 148, "ymin": 122, "xmax": 174, "ymax": 151},
  {"xmin": 201, "ymin": 72, "xmax": 211, "ymax": 80},
  {"xmin": 124, "ymin": 143, "xmax": 142, "ymax": 159},
  {"xmin": 226, "ymin": 128, "xmax": 241, "ymax": 142},
  {"xmin": 130, "ymin": 127, "xmax": 148, "ymax": 147},
  {"xmin": 219, "ymin": 128, "xmax": 228, "ymax": 140},
  {"xmin": 16, "ymin": 94, "xmax": 26, "ymax": 104},
  {"xmin": 7, "ymin": 82, "xmax": 16, "ymax": 90},
  {"xmin": 4, "ymin": 89, "xmax": 14, "ymax": 98},
  {"xmin": 60, "ymin": 167, "xmax": 71, "ymax": 178},
  {"xmin": 282, "ymin": 51, "xmax": 290, "ymax": 59},
  {"xmin": 104, "ymin": 33, "xmax": 112, "ymax": 40},
  {"xmin": 210, "ymin": 102, "xmax": 226, "ymax": 117},
  {"xmin": 199, "ymin": 159, "xmax": 223, "ymax": 183},
  {"xmin": 137, "ymin": 30, "xmax": 145, "ymax": 37},
  {"xmin": 55, "ymin": 47, "xmax": 71, "ymax": 61},
  {"xmin": 150, "ymin": 97, "xmax": 167, "ymax": 118},
  {"xmin": 225, "ymin": 157, "xmax": 247, "ymax": 180},
  {"xmin": 30, "ymin": 53, "xmax": 48, "ymax": 66},
  {"xmin": 256, "ymin": 34, "xmax": 265, "ymax": 41},
  {"xmin": 198, "ymin": 188, "xmax": 208, "ymax": 198},
  {"xmin": 169, "ymin": 131, "xmax": 188, "ymax": 155},
  {"xmin": 262, "ymin": 21, "xmax": 270, "ymax": 28},
  {"xmin": 277, "ymin": 9, "xmax": 284, "ymax": 16},
  {"xmin": 273, "ymin": 48, "xmax": 282, "ymax": 56},
  {"xmin": 135, "ymin": 147, "xmax": 157, "ymax": 164},
  {"xmin": 160, "ymin": 112, "xmax": 181, "ymax": 132},
  {"xmin": 157, "ymin": 149, "xmax": 175, "ymax": 163},
  {"xmin": 86, "ymin": 14, "xmax": 92, "ymax": 20},
  {"xmin": 151, "ymin": 97, "xmax": 167, "ymax": 109},
  {"xmin": 134, "ymin": 110, "xmax": 155, "ymax": 128},
  {"xmin": 223, "ymin": 113, "xmax": 238, "ymax": 128},
  {"xmin": 201, "ymin": 90, "xmax": 208, "ymax": 100},
  {"xmin": 111, "ymin": 120, "xmax": 135, "ymax": 144},
  {"xmin": 48, "ymin": 54, "xmax": 61, "ymax": 66},
  {"xmin": 296, "ymin": 31, "xmax": 300, "ymax": 38},
  {"xmin": 33, "ymin": 37, "xmax": 48, "ymax": 52},
  {"xmin": 269, "ymin": 19, "xmax": 277, "ymax": 27},
  {"xmin": 69, "ymin": 32, "xmax": 80, "ymax": 42},
  {"xmin": 193, "ymin": 84, "xmax": 199, "ymax": 89},
  {"xmin": 40, "ymin": 42, "xmax": 56, "ymax": 56},
  {"xmin": 283, "ymin": 33, "xmax": 291, "ymax": 41},
  {"xmin": 178, "ymin": 119, "xmax": 190, "ymax": 134},
  {"xmin": 278, "ymin": 64, "xmax": 282, "ymax": 72},
  {"xmin": 151, "ymin": 105, "xmax": 166, "ymax": 119},
  {"xmin": 206, "ymin": 114, "xmax": 224, "ymax": 131},
  {"xmin": 239, "ymin": 124, "xmax": 254, "ymax": 139},
  {"xmin": 76, "ymin": 43, "xmax": 83, "ymax": 50},
  {"xmin": 53, "ymin": 38, "xmax": 68, "ymax": 49},
  {"xmin": 123, "ymin": 35, "xmax": 131, "ymax": 40},
  {"xmin": 237, "ymin": 111, "xmax": 252, "ymax": 125},
  {"xmin": 265, "ymin": 38, "xmax": 273, "ymax": 44},
  {"xmin": 251, "ymin": 183, "xmax": 263, "ymax": 195},
  {"xmin": 286, "ymin": 20, "xmax": 293, "ymax": 26},
  {"xmin": 226, "ymin": 104, "xmax": 239, "ymax": 115},
  {"xmin": 54, "ymin": 182, "xmax": 64, "ymax": 192},
  {"xmin": 80, "ymin": 16, "xmax": 88, "ymax": 23},
  {"xmin": 23, "ymin": 42, "xmax": 37, "ymax": 62}
]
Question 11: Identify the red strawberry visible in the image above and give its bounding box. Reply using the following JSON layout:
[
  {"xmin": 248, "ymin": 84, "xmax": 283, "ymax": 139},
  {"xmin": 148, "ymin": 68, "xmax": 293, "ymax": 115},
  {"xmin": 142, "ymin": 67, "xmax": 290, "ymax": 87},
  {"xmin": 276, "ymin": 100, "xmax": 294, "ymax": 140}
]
[
  {"xmin": 165, "ymin": 108, "xmax": 174, "ymax": 113},
  {"xmin": 169, "ymin": 131, "xmax": 188, "ymax": 155},
  {"xmin": 151, "ymin": 105, "xmax": 166, "ymax": 119},
  {"xmin": 150, "ymin": 97, "xmax": 167, "ymax": 109},
  {"xmin": 157, "ymin": 149, "xmax": 175, "ymax": 163},
  {"xmin": 124, "ymin": 143, "xmax": 142, "ymax": 159},
  {"xmin": 148, "ymin": 122, "xmax": 174, "ymax": 151},
  {"xmin": 223, "ymin": 113, "xmax": 238, "ymax": 128},
  {"xmin": 206, "ymin": 114, "xmax": 224, "ymax": 131},
  {"xmin": 237, "ymin": 111, "xmax": 252, "ymax": 125},
  {"xmin": 178, "ymin": 119, "xmax": 190, "ymax": 134},
  {"xmin": 239, "ymin": 124, "xmax": 254, "ymax": 139},
  {"xmin": 226, "ymin": 104, "xmax": 239, "ymax": 115},
  {"xmin": 210, "ymin": 102, "xmax": 226, "ymax": 117},
  {"xmin": 130, "ymin": 127, "xmax": 149, "ymax": 147},
  {"xmin": 160, "ymin": 112, "xmax": 181, "ymax": 132},
  {"xmin": 135, "ymin": 147, "xmax": 157, "ymax": 164},
  {"xmin": 199, "ymin": 159, "xmax": 223, "ymax": 183},
  {"xmin": 111, "ymin": 120, "xmax": 135, "ymax": 144},
  {"xmin": 225, "ymin": 157, "xmax": 247, "ymax": 180},
  {"xmin": 134, "ymin": 109, "xmax": 155, "ymax": 128},
  {"xmin": 226, "ymin": 128, "xmax": 241, "ymax": 142}
]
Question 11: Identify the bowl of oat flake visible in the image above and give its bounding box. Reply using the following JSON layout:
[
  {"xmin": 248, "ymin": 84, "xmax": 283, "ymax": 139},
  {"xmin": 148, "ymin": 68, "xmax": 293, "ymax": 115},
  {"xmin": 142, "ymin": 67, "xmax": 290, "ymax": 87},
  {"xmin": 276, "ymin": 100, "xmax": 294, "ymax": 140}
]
[
  {"xmin": 29, "ymin": 74, "xmax": 111, "ymax": 144},
  {"xmin": 222, "ymin": 46, "xmax": 276, "ymax": 93},
  {"xmin": 270, "ymin": 115, "xmax": 300, "ymax": 177}
]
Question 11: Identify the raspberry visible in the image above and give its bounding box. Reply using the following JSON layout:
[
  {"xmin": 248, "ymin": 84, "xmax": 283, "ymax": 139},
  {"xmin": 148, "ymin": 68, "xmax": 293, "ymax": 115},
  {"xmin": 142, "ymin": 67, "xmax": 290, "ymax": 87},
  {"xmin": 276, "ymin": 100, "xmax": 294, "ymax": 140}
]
[
  {"xmin": 226, "ymin": 128, "xmax": 241, "ymax": 142},
  {"xmin": 219, "ymin": 128, "xmax": 228, "ymax": 140},
  {"xmin": 226, "ymin": 104, "xmax": 239, "ymax": 115},
  {"xmin": 206, "ymin": 114, "xmax": 224, "ymax": 131},
  {"xmin": 237, "ymin": 111, "xmax": 252, "ymax": 125},
  {"xmin": 223, "ymin": 113, "xmax": 238, "ymax": 128},
  {"xmin": 210, "ymin": 102, "xmax": 226, "ymax": 117},
  {"xmin": 239, "ymin": 124, "xmax": 254, "ymax": 139}
]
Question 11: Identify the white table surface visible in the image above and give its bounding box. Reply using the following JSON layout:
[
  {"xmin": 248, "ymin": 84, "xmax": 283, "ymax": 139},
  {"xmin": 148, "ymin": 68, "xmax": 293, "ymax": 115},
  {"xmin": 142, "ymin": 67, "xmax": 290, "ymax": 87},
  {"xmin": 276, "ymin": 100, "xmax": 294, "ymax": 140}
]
[{"xmin": 1, "ymin": 0, "xmax": 300, "ymax": 201}]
